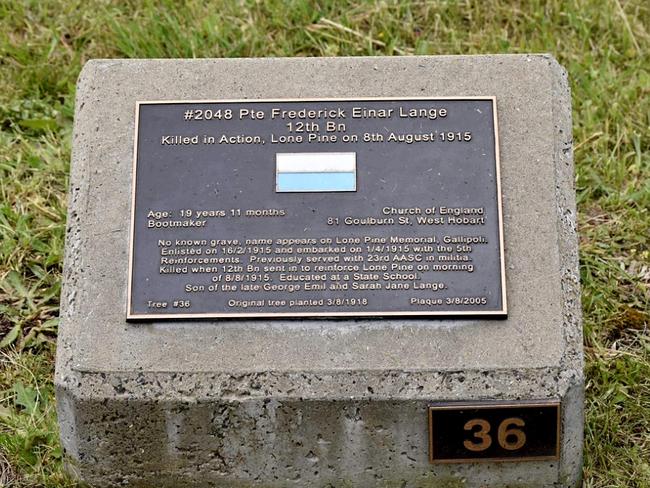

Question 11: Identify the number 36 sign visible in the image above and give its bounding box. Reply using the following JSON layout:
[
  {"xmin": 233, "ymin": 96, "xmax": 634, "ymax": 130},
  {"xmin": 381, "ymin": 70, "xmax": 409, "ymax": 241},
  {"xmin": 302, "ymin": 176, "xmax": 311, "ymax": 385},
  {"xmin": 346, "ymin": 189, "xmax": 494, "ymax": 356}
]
[{"xmin": 428, "ymin": 401, "xmax": 560, "ymax": 463}]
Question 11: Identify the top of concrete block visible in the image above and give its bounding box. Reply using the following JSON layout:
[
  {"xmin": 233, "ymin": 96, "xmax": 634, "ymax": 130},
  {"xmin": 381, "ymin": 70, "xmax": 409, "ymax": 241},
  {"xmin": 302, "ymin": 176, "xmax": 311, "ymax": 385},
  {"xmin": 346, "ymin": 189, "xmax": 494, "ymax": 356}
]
[{"xmin": 58, "ymin": 55, "xmax": 580, "ymax": 379}]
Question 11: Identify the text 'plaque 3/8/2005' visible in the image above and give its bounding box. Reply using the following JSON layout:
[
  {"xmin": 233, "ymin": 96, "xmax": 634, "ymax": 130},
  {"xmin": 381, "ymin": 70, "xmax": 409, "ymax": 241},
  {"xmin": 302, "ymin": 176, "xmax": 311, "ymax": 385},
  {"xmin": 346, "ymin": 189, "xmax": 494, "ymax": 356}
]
[{"xmin": 127, "ymin": 98, "xmax": 506, "ymax": 319}]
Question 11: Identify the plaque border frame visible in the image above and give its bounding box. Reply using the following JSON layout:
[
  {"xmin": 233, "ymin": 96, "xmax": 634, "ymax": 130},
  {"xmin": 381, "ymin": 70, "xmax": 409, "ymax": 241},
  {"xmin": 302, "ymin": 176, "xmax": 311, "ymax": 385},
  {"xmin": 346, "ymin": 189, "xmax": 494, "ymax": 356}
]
[
  {"xmin": 427, "ymin": 399, "xmax": 562, "ymax": 464},
  {"xmin": 127, "ymin": 97, "xmax": 507, "ymax": 320}
]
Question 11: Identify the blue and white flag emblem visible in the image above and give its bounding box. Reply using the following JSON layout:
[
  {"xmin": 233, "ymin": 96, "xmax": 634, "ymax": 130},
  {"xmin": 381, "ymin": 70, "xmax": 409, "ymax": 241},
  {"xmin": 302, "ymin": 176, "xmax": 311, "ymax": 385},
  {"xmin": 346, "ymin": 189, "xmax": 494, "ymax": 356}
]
[{"xmin": 275, "ymin": 152, "xmax": 357, "ymax": 192}]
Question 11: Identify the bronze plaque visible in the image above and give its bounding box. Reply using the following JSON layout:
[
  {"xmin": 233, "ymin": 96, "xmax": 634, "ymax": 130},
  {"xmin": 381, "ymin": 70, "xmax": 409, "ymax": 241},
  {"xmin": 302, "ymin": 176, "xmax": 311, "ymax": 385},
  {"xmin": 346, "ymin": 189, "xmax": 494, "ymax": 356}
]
[
  {"xmin": 428, "ymin": 401, "xmax": 561, "ymax": 463},
  {"xmin": 127, "ymin": 98, "xmax": 506, "ymax": 319}
]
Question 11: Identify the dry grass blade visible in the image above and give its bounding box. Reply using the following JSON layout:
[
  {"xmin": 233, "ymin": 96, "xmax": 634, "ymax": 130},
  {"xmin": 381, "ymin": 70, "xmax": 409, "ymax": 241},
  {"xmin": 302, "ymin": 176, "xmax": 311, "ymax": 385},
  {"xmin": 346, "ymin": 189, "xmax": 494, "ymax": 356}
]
[
  {"xmin": 612, "ymin": 0, "xmax": 642, "ymax": 54},
  {"xmin": 0, "ymin": 448, "xmax": 17, "ymax": 487},
  {"xmin": 310, "ymin": 18, "xmax": 411, "ymax": 55}
]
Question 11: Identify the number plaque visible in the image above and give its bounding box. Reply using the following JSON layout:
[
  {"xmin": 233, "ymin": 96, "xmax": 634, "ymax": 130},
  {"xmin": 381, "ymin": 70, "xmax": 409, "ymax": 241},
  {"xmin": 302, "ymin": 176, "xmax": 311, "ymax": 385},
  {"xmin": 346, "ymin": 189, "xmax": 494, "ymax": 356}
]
[{"xmin": 428, "ymin": 401, "xmax": 560, "ymax": 463}]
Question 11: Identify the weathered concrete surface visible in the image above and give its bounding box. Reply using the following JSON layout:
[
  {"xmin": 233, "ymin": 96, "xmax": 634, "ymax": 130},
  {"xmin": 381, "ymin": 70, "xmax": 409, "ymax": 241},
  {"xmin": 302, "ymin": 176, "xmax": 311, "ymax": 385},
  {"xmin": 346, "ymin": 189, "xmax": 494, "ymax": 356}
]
[{"xmin": 56, "ymin": 55, "xmax": 583, "ymax": 487}]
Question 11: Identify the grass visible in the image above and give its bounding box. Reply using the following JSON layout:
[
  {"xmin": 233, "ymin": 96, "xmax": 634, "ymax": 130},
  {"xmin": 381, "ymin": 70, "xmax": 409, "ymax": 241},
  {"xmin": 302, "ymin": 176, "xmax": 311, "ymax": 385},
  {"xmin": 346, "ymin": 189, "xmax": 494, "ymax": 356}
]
[{"xmin": 0, "ymin": 0, "xmax": 648, "ymax": 486}]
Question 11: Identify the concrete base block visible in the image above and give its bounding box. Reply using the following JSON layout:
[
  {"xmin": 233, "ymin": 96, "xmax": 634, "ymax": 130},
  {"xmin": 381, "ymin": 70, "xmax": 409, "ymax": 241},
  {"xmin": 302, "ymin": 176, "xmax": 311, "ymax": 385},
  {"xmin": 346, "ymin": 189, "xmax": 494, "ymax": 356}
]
[{"xmin": 56, "ymin": 55, "xmax": 583, "ymax": 487}]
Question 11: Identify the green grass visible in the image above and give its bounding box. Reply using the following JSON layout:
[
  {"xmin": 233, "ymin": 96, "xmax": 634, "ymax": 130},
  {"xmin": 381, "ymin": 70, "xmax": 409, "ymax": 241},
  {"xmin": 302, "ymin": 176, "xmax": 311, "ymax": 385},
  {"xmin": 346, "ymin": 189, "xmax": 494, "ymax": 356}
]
[{"xmin": 0, "ymin": 0, "xmax": 648, "ymax": 486}]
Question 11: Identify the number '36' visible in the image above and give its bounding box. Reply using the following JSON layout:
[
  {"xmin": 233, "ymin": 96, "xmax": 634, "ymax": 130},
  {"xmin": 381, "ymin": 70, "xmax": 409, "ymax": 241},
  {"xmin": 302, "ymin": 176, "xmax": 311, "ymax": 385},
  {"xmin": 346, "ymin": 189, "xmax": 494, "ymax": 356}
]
[{"xmin": 463, "ymin": 417, "xmax": 526, "ymax": 452}]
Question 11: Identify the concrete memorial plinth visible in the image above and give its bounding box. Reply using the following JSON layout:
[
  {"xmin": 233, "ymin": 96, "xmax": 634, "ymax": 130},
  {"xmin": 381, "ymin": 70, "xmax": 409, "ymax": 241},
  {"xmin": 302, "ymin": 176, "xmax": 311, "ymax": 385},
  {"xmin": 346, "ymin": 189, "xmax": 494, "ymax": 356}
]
[{"xmin": 56, "ymin": 55, "xmax": 583, "ymax": 487}]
